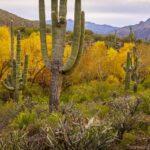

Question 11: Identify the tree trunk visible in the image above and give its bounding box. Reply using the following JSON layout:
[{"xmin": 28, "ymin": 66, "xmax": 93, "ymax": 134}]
[{"xmin": 50, "ymin": 60, "xmax": 63, "ymax": 112}]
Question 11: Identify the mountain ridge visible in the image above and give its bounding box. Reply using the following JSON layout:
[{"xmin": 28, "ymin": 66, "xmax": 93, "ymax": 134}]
[
  {"xmin": 0, "ymin": 9, "xmax": 150, "ymax": 40},
  {"xmin": 0, "ymin": 9, "xmax": 39, "ymax": 28}
]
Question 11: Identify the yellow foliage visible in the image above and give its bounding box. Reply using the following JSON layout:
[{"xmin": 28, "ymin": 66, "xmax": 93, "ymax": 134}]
[
  {"xmin": 68, "ymin": 42, "xmax": 134, "ymax": 84},
  {"xmin": 137, "ymin": 43, "xmax": 150, "ymax": 79},
  {"xmin": 21, "ymin": 32, "xmax": 52, "ymax": 80},
  {"xmin": 0, "ymin": 27, "xmax": 149, "ymax": 86},
  {"xmin": 0, "ymin": 27, "xmax": 10, "ymax": 61},
  {"xmin": 0, "ymin": 27, "xmax": 10, "ymax": 79},
  {"xmin": 106, "ymin": 75, "xmax": 120, "ymax": 85}
]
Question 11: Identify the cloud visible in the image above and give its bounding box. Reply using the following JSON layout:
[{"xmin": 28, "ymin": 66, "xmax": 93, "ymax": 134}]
[{"xmin": 0, "ymin": 0, "xmax": 149, "ymax": 26}]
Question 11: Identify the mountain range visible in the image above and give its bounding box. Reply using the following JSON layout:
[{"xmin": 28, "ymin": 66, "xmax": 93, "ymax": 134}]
[{"xmin": 0, "ymin": 9, "xmax": 150, "ymax": 40}]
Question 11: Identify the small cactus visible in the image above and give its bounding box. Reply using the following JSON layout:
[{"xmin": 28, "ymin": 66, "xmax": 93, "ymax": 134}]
[
  {"xmin": 129, "ymin": 27, "xmax": 135, "ymax": 43},
  {"xmin": 105, "ymin": 31, "xmax": 124, "ymax": 50}
]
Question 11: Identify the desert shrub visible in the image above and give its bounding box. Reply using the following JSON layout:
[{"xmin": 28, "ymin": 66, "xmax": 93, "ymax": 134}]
[
  {"xmin": 142, "ymin": 76, "xmax": 150, "ymax": 89},
  {"xmin": 0, "ymin": 86, "xmax": 11, "ymax": 103},
  {"xmin": 12, "ymin": 110, "xmax": 36, "ymax": 129},
  {"xmin": 138, "ymin": 90, "xmax": 150, "ymax": 114},
  {"xmin": 0, "ymin": 96, "xmax": 143, "ymax": 150},
  {"xmin": 61, "ymin": 81, "xmax": 99, "ymax": 103},
  {"xmin": 0, "ymin": 101, "xmax": 22, "ymax": 131},
  {"xmin": 119, "ymin": 132, "xmax": 136, "ymax": 148},
  {"xmin": 61, "ymin": 80, "xmax": 123, "ymax": 104},
  {"xmin": 47, "ymin": 112, "xmax": 62, "ymax": 128},
  {"xmin": 108, "ymin": 96, "xmax": 141, "ymax": 141},
  {"xmin": 75, "ymin": 102, "xmax": 110, "ymax": 118}
]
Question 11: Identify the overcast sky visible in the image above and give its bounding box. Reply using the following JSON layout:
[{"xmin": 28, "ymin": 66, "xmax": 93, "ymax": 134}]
[{"xmin": 0, "ymin": 0, "xmax": 150, "ymax": 27}]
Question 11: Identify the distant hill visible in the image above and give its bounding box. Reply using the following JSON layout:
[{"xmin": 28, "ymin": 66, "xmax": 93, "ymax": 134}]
[
  {"xmin": 47, "ymin": 19, "xmax": 150, "ymax": 40},
  {"xmin": 47, "ymin": 19, "xmax": 118, "ymax": 35},
  {"xmin": 0, "ymin": 9, "xmax": 150, "ymax": 40},
  {"xmin": 116, "ymin": 18, "xmax": 150, "ymax": 40},
  {"xmin": 0, "ymin": 9, "xmax": 38, "ymax": 28}
]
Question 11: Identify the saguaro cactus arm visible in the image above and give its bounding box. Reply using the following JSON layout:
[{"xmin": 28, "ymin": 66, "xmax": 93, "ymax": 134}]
[
  {"xmin": 73, "ymin": 11, "xmax": 85, "ymax": 67},
  {"xmin": 59, "ymin": 0, "xmax": 67, "ymax": 23},
  {"xmin": 65, "ymin": 11, "xmax": 85, "ymax": 73},
  {"xmin": 39, "ymin": 0, "xmax": 51, "ymax": 69},
  {"xmin": 16, "ymin": 31, "xmax": 21, "ymax": 80},
  {"xmin": 124, "ymin": 52, "xmax": 132, "ymax": 90},
  {"xmin": 22, "ymin": 55, "xmax": 29, "ymax": 87},
  {"xmin": 2, "ymin": 81, "xmax": 14, "ymax": 91},
  {"xmin": 10, "ymin": 20, "xmax": 14, "ymax": 63},
  {"xmin": 51, "ymin": 0, "xmax": 58, "ymax": 58},
  {"xmin": 62, "ymin": 0, "xmax": 84, "ymax": 73}
]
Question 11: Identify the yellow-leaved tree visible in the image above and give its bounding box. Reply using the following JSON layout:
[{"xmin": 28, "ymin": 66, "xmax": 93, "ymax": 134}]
[{"xmin": 0, "ymin": 27, "xmax": 10, "ymax": 80}]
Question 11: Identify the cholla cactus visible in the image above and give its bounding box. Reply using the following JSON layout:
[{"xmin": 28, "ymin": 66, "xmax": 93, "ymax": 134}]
[
  {"xmin": 39, "ymin": 0, "xmax": 85, "ymax": 111},
  {"xmin": 3, "ymin": 27, "xmax": 29, "ymax": 102}
]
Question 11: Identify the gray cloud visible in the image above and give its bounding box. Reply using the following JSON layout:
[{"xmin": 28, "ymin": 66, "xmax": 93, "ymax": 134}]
[{"xmin": 0, "ymin": 0, "xmax": 149, "ymax": 27}]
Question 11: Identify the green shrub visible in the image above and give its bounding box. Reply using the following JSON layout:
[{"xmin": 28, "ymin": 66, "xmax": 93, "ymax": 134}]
[
  {"xmin": 139, "ymin": 90, "xmax": 150, "ymax": 114},
  {"xmin": 143, "ymin": 77, "xmax": 150, "ymax": 89},
  {"xmin": 13, "ymin": 110, "xmax": 36, "ymax": 129},
  {"xmin": 120, "ymin": 132, "xmax": 136, "ymax": 148},
  {"xmin": 61, "ymin": 80, "xmax": 123, "ymax": 104},
  {"xmin": 47, "ymin": 112, "xmax": 62, "ymax": 127}
]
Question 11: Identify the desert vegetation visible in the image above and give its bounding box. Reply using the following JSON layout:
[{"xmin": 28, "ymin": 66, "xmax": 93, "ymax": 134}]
[{"xmin": 0, "ymin": 0, "xmax": 150, "ymax": 150}]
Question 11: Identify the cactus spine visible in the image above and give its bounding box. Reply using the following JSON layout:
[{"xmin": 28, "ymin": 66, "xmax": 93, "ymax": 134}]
[
  {"xmin": 3, "ymin": 24, "xmax": 29, "ymax": 102},
  {"xmin": 39, "ymin": 0, "xmax": 85, "ymax": 111}
]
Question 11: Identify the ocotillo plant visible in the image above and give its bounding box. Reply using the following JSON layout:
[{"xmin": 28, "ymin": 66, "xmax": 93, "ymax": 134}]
[
  {"xmin": 124, "ymin": 52, "xmax": 132, "ymax": 91},
  {"xmin": 3, "ymin": 30, "xmax": 29, "ymax": 102},
  {"xmin": 39, "ymin": 0, "xmax": 85, "ymax": 111}
]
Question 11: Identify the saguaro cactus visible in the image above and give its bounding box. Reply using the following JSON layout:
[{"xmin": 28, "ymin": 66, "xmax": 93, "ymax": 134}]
[
  {"xmin": 129, "ymin": 27, "xmax": 135, "ymax": 43},
  {"xmin": 124, "ymin": 52, "xmax": 132, "ymax": 91},
  {"xmin": 10, "ymin": 20, "xmax": 14, "ymax": 63},
  {"xmin": 132, "ymin": 47, "xmax": 139, "ymax": 93},
  {"xmin": 124, "ymin": 47, "xmax": 140, "ymax": 92},
  {"xmin": 3, "ymin": 28, "xmax": 29, "ymax": 102},
  {"xmin": 39, "ymin": 0, "xmax": 85, "ymax": 111}
]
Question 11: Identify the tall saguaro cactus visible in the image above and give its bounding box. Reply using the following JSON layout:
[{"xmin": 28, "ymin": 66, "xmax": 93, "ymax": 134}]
[
  {"xmin": 3, "ymin": 27, "xmax": 29, "ymax": 102},
  {"xmin": 39, "ymin": 0, "xmax": 85, "ymax": 111}
]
